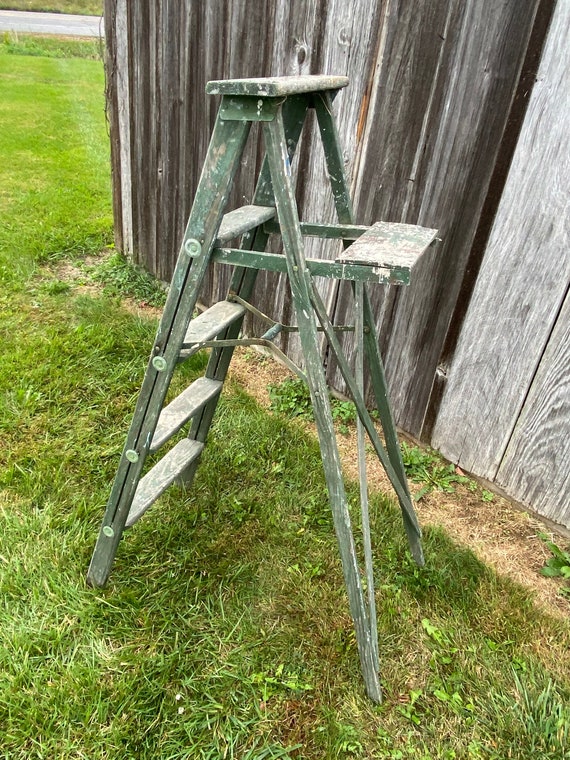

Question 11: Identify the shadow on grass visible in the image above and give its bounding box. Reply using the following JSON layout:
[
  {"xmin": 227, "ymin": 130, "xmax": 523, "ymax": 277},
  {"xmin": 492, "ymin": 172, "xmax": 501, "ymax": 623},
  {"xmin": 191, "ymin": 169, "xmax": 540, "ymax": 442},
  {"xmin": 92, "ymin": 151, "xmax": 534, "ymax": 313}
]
[{"xmin": 102, "ymin": 386, "xmax": 543, "ymax": 658}]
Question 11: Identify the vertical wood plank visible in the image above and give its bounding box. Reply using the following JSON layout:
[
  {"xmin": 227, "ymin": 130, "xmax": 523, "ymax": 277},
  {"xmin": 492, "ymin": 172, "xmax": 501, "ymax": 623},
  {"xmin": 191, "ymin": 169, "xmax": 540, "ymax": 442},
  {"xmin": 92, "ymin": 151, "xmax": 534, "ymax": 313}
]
[
  {"xmin": 103, "ymin": 0, "xmax": 126, "ymax": 253},
  {"xmin": 329, "ymin": 0, "xmax": 539, "ymax": 437},
  {"xmin": 496, "ymin": 290, "xmax": 570, "ymax": 527},
  {"xmin": 432, "ymin": 1, "xmax": 570, "ymax": 495}
]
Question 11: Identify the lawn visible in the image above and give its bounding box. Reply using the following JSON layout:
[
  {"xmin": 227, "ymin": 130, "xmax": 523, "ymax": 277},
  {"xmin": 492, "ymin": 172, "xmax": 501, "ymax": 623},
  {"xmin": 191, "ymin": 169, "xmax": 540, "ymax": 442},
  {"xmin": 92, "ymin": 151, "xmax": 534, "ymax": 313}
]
[
  {"xmin": 0, "ymin": 1, "xmax": 102, "ymax": 15},
  {"xmin": 1, "ymin": 37, "xmax": 570, "ymax": 760}
]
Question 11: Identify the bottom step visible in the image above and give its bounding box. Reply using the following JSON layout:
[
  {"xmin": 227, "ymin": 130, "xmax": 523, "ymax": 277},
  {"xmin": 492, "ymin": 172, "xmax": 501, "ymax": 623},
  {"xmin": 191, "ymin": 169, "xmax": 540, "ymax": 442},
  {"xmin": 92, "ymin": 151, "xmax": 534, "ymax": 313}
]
[{"xmin": 126, "ymin": 438, "xmax": 204, "ymax": 527}]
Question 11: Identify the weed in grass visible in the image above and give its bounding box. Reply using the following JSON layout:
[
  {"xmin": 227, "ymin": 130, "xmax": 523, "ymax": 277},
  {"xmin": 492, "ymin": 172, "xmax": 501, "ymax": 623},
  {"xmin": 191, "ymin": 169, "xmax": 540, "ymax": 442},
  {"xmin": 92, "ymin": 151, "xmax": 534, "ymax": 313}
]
[
  {"xmin": 401, "ymin": 442, "xmax": 470, "ymax": 500},
  {"xmin": 268, "ymin": 376, "xmax": 357, "ymax": 434},
  {"xmin": 480, "ymin": 670, "xmax": 570, "ymax": 759},
  {"xmin": 269, "ymin": 376, "xmax": 314, "ymax": 420},
  {"xmin": 250, "ymin": 663, "xmax": 313, "ymax": 702},
  {"xmin": 89, "ymin": 250, "xmax": 167, "ymax": 307},
  {"xmin": 330, "ymin": 397, "xmax": 357, "ymax": 434},
  {"xmin": 539, "ymin": 533, "xmax": 570, "ymax": 597},
  {"xmin": 399, "ymin": 441, "xmax": 496, "ymax": 502}
]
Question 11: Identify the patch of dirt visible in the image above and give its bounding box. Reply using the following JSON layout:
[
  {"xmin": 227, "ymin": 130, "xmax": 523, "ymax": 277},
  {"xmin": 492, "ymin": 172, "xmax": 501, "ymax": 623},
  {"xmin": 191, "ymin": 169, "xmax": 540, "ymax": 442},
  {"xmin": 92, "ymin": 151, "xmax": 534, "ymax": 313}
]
[
  {"xmin": 52, "ymin": 256, "xmax": 164, "ymax": 320},
  {"xmin": 227, "ymin": 348, "xmax": 570, "ymax": 620}
]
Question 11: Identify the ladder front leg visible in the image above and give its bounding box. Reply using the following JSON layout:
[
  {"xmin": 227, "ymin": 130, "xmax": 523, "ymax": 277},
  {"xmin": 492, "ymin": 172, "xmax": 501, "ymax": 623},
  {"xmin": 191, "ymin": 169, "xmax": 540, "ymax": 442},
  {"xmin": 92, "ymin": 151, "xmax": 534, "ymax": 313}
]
[
  {"xmin": 87, "ymin": 116, "xmax": 251, "ymax": 588},
  {"xmin": 354, "ymin": 280, "xmax": 379, "ymax": 672}
]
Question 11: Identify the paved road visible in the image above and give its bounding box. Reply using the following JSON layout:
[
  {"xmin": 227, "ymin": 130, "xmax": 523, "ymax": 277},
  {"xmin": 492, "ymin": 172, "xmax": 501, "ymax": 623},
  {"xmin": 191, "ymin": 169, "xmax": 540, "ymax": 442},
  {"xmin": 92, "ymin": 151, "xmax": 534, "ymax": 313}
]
[{"xmin": 0, "ymin": 9, "xmax": 103, "ymax": 37}]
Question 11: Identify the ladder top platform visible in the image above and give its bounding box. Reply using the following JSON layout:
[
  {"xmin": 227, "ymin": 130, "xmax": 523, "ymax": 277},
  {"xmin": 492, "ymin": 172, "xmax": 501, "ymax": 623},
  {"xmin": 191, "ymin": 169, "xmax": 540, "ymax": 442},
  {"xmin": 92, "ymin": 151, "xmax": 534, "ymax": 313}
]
[
  {"xmin": 206, "ymin": 75, "xmax": 349, "ymax": 97},
  {"xmin": 337, "ymin": 221, "xmax": 438, "ymax": 270}
]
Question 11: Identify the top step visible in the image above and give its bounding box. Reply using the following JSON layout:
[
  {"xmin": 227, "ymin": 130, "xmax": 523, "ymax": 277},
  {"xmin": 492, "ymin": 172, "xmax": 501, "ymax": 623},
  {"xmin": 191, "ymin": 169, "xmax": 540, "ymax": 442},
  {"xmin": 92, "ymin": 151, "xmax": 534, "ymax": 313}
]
[{"xmin": 206, "ymin": 76, "xmax": 349, "ymax": 97}]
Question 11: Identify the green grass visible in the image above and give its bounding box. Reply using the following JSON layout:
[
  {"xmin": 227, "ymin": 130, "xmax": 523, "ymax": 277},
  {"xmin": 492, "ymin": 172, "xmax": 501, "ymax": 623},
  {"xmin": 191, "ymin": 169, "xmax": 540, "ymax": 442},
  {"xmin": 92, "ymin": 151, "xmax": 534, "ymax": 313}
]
[
  {"xmin": 1, "ymin": 40, "xmax": 570, "ymax": 760},
  {"xmin": 0, "ymin": 0, "xmax": 102, "ymax": 15},
  {"xmin": 1, "ymin": 30, "xmax": 103, "ymax": 59},
  {"xmin": 88, "ymin": 251, "xmax": 168, "ymax": 307}
]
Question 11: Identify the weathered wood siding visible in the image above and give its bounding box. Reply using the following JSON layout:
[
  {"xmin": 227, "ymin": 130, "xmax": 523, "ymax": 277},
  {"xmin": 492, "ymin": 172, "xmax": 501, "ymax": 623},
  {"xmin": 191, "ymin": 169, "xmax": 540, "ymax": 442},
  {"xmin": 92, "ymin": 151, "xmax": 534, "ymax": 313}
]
[
  {"xmin": 327, "ymin": 0, "xmax": 540, "ymax": 436},
  {"xmin": 432, "ymin": 0, "xmax": 570, "ymax": 527},
  {"xmin": 104, "ymin": 0, "xmax": 570, "ymax": 527}
]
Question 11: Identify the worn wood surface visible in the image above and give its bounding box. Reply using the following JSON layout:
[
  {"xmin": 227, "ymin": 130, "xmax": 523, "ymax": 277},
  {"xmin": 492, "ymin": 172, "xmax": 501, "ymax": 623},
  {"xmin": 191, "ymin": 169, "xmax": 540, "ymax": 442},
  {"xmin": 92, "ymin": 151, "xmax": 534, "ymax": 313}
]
[
  {"xmin": 151, "ymin": 378, "xmax": 222, "ymax": 452},
  {"xmin": 206, "ymin": 75, "xmax": 349, "ymax": 96},
  {"xmin": 181, "ymin": 300, "xmax": 246, "ymax": 351},
  {"xmin": 126, "ymin": 439, "xmax": 204, "ymax": 527},
  {"xmin": 337, "ymin": 222, "xmax": 437, "ymax": 273},
  {"xmin": 328, "ymin": 0, "xmax": 540, "ymax": 435},
  {"xmin": 496, "ymin": 291, "xmax": 570, "ymax": 527},
  {"xmin": 215, "ymin": 205, "xmax": 275, "ymax": 245},
  {"xmin": 432, "ymin": 1, "xmax": 570, "ymax": 526}
]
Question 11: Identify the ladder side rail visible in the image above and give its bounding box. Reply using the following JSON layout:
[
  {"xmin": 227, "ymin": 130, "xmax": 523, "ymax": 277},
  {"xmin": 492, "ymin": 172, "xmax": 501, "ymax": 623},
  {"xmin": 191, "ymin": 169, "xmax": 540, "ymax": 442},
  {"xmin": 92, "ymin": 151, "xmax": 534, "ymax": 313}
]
[
  {"xmin": 87, "ymin": 113, "xmax": 252, "ymax": 587},
  {"xmin": 314, "ymin": 91, "xmax": 355, "ymax": 226}
]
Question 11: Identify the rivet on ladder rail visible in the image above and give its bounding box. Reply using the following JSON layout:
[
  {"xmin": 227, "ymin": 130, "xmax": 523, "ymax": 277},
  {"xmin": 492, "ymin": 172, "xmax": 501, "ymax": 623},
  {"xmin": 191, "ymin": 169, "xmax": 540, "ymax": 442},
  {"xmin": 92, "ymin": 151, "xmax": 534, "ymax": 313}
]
[
  {"xmin": 102, "ymin": 526, "xmax": 115, "ymax": 538},
  {"xmin": 185, "ymin": 238, "xmax": 202, "ymax": 256},
  {"xmin": 152, "ymin": 356, "xmax": 168, "ymax": 371},
  {"xmin": 125, "ymin": 449, "xmax": 139, "ymax": 463}
]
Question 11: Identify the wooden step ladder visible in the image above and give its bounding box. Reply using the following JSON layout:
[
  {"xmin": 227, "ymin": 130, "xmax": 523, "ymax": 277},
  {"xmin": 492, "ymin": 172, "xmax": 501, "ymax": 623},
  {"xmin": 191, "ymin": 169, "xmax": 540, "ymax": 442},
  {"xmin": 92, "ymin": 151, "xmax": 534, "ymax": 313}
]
[{"xmin": 87, "ymin": 75, "xmax": 438, "ymax": 702}]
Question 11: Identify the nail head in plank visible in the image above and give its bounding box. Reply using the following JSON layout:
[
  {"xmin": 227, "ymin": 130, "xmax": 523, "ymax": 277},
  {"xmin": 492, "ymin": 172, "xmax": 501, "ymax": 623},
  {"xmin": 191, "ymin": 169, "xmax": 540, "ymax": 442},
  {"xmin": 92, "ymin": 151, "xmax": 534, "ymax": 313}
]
[
  {"xmin": 150, "ymin": 378, "xmax": 222, "ymax": 452},
  {"xmin": 126, "ymin": 439, "xmax": 204, "ymax": 527},
  {"xmin": 206, "ymin": 75, "xmax": 349, "ymax": 97}
]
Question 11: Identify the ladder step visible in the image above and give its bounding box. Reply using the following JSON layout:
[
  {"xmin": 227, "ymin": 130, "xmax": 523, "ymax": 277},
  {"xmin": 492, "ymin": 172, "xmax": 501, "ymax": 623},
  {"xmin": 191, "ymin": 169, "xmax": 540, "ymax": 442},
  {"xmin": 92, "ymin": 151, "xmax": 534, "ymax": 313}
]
[
  {"xmin": 126, "ymin": 438, "xmax": 204, "ymax": 527},
  {"xmin": 215, "ymin": 204, "xmax": 275, "ymax": 245},
  {"xmin": 206, "ymin": 75, "xmax": 349, "ymax": 97},
  {"xmin": 180, "ymin": 300, "xmax": 246, "ymax": 356},
  {"xmin": 336, "ymin": 222, "xmax": 438, "ymax": 283},
  {"xmin": 150, "ymin": 377, "xmax": 222, "ymax": 452}
]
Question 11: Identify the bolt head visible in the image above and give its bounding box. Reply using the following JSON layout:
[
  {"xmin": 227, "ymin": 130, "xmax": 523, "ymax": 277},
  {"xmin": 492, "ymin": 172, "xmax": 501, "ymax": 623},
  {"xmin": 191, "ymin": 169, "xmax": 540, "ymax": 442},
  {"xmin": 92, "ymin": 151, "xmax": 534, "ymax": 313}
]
[
  {"xmin": 185, "ymin": 238, "xmax": 201, "ymax": 256},
  {"xmin": 152, "ymin": 356, "xmax": 167, "ymax": 372},
  {"xmin": 102, "ymin": 526, "xmax": 114, "ymax": 538},
  {"xmin": 125, "ymin": 449, "xmax": 139, "ymax": 463}
]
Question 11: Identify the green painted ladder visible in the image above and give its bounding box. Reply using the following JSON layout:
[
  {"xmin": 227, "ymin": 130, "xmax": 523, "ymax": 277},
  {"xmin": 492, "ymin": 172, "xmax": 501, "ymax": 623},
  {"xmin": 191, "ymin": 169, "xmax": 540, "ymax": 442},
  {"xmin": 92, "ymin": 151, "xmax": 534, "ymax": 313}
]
[{"xmin": 87, "ymin": 75, "xmax": 437, "ymax": 703}]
